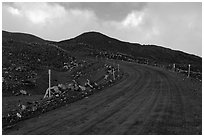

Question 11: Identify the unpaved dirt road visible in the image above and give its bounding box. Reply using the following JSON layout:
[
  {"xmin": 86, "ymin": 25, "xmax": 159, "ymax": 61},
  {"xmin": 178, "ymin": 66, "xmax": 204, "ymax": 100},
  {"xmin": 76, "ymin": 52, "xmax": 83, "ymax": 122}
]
[{"xmin": 3, "ymin": 61, "xmax": 202, "ymax": 135}]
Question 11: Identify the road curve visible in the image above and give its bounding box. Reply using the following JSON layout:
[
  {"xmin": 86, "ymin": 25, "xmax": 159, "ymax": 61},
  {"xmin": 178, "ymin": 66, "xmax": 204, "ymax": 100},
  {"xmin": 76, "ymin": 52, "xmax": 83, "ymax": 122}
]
[{"xmin": 3, "ymin": 61, "xmax": 202, "ymax": 135}]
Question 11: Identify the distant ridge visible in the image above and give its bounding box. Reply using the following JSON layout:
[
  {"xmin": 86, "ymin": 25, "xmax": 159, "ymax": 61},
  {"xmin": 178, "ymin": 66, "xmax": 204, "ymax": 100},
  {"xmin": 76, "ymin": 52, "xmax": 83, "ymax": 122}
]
[
  {"xmin": 2, "ymin": 30, "xmax": 202, "ymax": 72},
  {"xmin": 2, "ymin": 30, "xmax": 46, "ymax": 44},
  {"xmin": 57, "ymin": 31, "xmax": 201, "ymax": 71}
]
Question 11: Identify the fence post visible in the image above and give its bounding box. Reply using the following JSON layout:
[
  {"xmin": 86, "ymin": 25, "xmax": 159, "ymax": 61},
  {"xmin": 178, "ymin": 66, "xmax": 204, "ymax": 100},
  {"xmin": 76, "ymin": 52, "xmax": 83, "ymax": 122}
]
[
  {"xmin": 173, "ymin": 63, "xmax": 175, "ymax": 72},
  {"xmin": 117, "ymin": 64, "xmax": 120, "ymax": 77},
  {"xmin": 48, "ymin": 69, "xmax": 51, "ymax": 97},
  {"xmin": 113, "ymin": 69, "xmax": 115, "ymax": 80},
  {"xmin": 187, "ymin": 64, "xmax": 190, "ymax": 78}
]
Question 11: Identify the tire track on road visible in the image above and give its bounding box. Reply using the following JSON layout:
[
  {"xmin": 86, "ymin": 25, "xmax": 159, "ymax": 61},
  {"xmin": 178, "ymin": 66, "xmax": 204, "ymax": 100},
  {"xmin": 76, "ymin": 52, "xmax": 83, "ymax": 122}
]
[{"xmin": 46, "ymin": 67, "xmax": 152, "ymax": 134}]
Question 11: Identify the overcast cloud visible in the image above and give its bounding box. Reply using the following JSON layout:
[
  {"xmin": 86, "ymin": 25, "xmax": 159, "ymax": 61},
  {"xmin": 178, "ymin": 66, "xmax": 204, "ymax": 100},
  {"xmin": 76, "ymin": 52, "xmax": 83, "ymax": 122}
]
[{"xmin": 2, "ymin": 2, "xmax": 202, "ymax": 56}]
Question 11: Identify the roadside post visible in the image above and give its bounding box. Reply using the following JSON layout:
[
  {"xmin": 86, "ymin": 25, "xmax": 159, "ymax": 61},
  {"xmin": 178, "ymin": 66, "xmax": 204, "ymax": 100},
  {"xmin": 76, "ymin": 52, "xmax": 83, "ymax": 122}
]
[
  {"xmin": 49, "ymin": 69, "xmax": 51, "ymax": 98},
  {"xmin": 118, "ymin": 64, "xmax": 119, "ymax": 72},
  {"xmin": 113, "ymin": 69, "xmax": 115, "ymax": 80},
  {"xmin": 173, "ymin": 63, "xmax": 175, "ymax": 72},
  {"xmin": 187, "ymin": 64, "xmax": 190, "ymax": 78}
]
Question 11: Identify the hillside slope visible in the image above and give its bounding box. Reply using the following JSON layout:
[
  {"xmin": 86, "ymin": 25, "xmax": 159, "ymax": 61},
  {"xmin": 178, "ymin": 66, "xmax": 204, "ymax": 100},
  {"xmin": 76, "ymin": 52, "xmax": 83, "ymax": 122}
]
[
  {"xmin": 2, "ymin": 30, "xmax": 202, "ymax": 72},
  {"xmin": 2, "ymin": 30, "xmax": 46, "ymax": 44},
  {"xmin": 57, "ymin": 31, "xmax": 202, "ymax": 72},
  {"xmin": 2, "ymin": 31, "xmax": 77, "ymax": 96}
]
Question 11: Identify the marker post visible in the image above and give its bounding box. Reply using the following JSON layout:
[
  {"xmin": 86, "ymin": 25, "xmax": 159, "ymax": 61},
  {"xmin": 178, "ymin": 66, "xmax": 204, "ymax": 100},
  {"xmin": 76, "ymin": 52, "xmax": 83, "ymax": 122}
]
[
  {"xmin": 173, "ymin": 63, "xmax": 175, "ymax": 72},
  {"xmin": 48, "ymin": 69, "xmax": 51, "ymax": 98},
  {"xmin": 187, "ymin": 64, "xmax": 190, "ymax": 78}
]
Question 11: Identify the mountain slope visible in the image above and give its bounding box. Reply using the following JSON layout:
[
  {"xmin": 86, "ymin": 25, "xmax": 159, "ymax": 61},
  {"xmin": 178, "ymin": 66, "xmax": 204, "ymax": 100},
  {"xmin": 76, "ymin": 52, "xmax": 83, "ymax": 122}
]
[
  {"xmin": 2, "ymin": 30, "xmax": 46, "ymax": 44},
  {"xmin": 2, "ymin": 30, "xmax": 202, "ymax": 72},
  {"xmin": 2, "ymin": 31, "xmax": 77, "ymax": 96},
  {"xmin": 57, "ymin": 31, "xmax": 202, "ymax": 72}
]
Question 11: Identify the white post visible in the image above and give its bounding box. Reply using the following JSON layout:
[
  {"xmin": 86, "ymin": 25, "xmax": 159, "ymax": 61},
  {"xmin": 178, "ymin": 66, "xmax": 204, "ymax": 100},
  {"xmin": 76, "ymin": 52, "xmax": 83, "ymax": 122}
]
[
  {"xmin": 117, "ymin": 64, "xmax": 120, "ymax": 77},
  {"xmin": 113, "ymin": 69, "xmax": 115, "ymax": 80},
  {"xmin": 48, "ymin": 69, "xmax": 51, "ymax": 97},
  {"xmin": 173, "ymin": 63, "xmax": 175, "ymax": 71},
  {"xmin": 187, "ymin": 64, "xmax": 190, "ymax": 78}
]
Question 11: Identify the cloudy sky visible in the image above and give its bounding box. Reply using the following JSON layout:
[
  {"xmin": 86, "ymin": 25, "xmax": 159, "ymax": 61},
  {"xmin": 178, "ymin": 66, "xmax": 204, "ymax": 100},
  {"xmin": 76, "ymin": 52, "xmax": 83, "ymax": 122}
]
[{"xmin": 2, "ymin": 2, "xmax": 202, "ymax": 56}]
